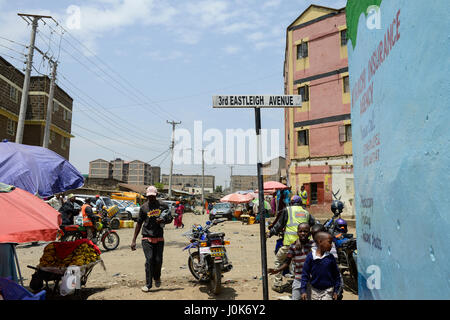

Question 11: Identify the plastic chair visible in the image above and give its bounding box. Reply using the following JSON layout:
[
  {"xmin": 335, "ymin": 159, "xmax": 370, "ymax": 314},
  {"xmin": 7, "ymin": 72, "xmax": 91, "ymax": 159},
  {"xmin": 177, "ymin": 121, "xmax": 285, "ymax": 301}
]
[{"xmin": 0, "ymin": 277, "xmax": 46, "ymax": 300}]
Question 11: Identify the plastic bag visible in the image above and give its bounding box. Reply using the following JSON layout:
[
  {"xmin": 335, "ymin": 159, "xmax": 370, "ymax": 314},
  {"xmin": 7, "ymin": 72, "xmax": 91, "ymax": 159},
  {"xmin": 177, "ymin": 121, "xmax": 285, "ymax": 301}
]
[{"xmin": 59, "ymin": 266, "xmax": 81, "ymax": 296}]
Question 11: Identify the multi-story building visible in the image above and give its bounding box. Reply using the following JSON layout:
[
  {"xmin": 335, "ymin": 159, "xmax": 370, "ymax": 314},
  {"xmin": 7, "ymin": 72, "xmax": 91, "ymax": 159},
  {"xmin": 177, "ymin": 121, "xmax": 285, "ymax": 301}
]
[
  {"xmin": 262, "ymin": 156, "xmax": 287, "ymax": 183},
  {"xmin": 89, "ymin": 159, "xmax": 112, "ymax": 179},
  {"xmin": 284, "ymin": 5, "xmax": 354, "ymax": 216},
  {"xmin": 161, "ymin": 174, "xmax": 215, "ymax": 192},
  {"xmin": 89, "ymin": 158, "xmax": 160, "ymax": 185},
  {"xmin": 230, "ymin": 175, "xmax": 258, "ymax": 192},
  {"xmin": 0, "ymin": 56, "xmax": 73, "ymax": 159},
  {"xmin": 128, "ymin": 160, "xmax": 160, "ymax": 185}
]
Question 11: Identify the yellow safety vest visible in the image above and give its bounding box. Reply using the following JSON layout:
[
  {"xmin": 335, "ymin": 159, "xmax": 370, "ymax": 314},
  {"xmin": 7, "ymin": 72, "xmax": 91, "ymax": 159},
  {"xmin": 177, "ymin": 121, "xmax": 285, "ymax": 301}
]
[
  {"xmin": 300, "ymin": 190, "xmax": 308, "ymax": 205},
  {"xmin": 283, "ymin": 205, "xmax": 309, "ymax": 246}
]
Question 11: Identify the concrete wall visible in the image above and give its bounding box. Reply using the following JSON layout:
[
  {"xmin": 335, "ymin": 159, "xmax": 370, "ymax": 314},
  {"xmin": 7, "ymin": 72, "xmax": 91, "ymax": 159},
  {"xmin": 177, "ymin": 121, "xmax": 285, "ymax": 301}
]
[{"xmin": 347, "ymin": 0, "xmax": 450, "ymax": 299}]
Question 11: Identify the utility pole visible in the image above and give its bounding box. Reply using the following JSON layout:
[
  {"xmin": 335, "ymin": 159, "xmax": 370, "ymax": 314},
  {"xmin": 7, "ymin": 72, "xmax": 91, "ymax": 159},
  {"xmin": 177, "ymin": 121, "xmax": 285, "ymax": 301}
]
[
  {"xmin": 201, "ymin": 149, "xmax": 205, "ymax": 214},
  {"xmin": 167, "ymin": 120, "xmax": 181, "ymax": 199},
  {"xmin": 42, "ymin": 60, "xmax": 57, "ymax": 148},
  {"xmin": 16, "ymin": 13, "xmax": 52, "ymax": 144},
  {"xmin": 229, "ymin": 165, "xmax": 234, "ymax": 193}
]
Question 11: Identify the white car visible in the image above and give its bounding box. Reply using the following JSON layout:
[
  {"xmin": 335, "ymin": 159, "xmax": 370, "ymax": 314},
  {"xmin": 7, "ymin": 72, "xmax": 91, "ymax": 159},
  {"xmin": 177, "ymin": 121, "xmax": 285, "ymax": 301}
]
[{"xmin": 117, "ymin": 200, "xmax": 140, "ymax": 221}]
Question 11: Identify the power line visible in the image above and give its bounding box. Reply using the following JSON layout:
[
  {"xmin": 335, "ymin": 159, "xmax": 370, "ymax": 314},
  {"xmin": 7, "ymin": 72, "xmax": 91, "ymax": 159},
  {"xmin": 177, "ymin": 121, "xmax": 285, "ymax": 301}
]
[
  {"xmin": 41, "ymin": 23, "xmax": 179, "ymax": 123},
  {"xmin": 56, "ymin": 72, "xmax": 170, "ymax": 144},
  {"xmin": 72, "ymin": 123, "xmax": 167, "ymax": 153}
]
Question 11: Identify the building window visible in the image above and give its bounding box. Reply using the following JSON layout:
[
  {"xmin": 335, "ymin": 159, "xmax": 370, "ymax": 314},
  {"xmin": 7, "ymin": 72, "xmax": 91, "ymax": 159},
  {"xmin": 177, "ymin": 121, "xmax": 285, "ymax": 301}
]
[
  {"xmin": 61, "ymin": 136, "xmax": 69, "ymax": 150},
  {"xmin": 297, "ymin": 129, "xmax": 309, "ymax": 146},
  {"xmin": 296, "ymin": 42, "xmax": 308, "ymax": 59},
  {"xmin": 339, "ymin": 124, "xmax": 352, "ymax": 142},
  {"xmin": 49, "ymin": 131, "xmax": 56, "ymax": 144},
  {"xmin": 6, "ymin": 119, "xmax": 16, "ymax": 136},
  {"xmin": 9, "ymin": 85, "xmax": 19, "ymax": 103},
  {"xmin": 53, "ymin": 101, "xmax": 59, "ymax": 113},
  {"xmin": 343, "ymin": 76, "xmax": 350, "ymax": 93},
  {"xmin": 298, "ymin": 85, "xmax": 309, "ymax": 102},
  {"xmin": 341, "ymin": 29, "xmax": 348, "ymax": 46},
  {"xmin": 63, "ymin": 109, "xmax": 72, "ymax": 121}
]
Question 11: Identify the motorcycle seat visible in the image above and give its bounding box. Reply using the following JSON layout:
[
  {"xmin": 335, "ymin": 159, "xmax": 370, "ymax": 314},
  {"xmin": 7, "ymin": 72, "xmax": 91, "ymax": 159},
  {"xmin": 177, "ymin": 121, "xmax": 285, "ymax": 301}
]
[
  {"xmin": 61, "ymin": 225, "xmax": 80, "ymax": 231},
  {"xmin": 208, "ymin": 232, "xmax": 225, "ymax": 239}
]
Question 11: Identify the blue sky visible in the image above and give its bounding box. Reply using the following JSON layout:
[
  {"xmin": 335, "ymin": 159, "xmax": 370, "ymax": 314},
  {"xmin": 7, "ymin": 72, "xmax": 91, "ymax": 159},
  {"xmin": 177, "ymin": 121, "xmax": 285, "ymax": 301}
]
[{"xmin": 0, "ymin": 0, "xmax": 346, "ymax": 188}]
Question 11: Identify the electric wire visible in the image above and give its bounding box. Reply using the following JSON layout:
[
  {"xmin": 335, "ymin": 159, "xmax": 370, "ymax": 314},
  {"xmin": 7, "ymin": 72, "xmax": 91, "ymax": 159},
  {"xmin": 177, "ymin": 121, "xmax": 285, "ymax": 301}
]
[
  {"xmin": 37, "ymin": 28, "xmax": 171, "ymax": 140},
  {"xmin": 41, "ymin": 24, "xmax": 178, "ymax": 123},
  {"xmin": 56, "ymin": 72, "xmax": 170, "ymax": 145},
  {"xmin": 48, "ymin": 21, "xmax": 180, "ymax": 122}
]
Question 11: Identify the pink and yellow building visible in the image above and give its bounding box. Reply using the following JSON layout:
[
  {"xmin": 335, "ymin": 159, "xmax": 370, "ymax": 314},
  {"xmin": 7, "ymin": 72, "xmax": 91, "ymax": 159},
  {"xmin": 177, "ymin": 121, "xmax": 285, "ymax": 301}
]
[{"xmin": 284, "ymin": 5, "xmax": 354, "ymax": 216}]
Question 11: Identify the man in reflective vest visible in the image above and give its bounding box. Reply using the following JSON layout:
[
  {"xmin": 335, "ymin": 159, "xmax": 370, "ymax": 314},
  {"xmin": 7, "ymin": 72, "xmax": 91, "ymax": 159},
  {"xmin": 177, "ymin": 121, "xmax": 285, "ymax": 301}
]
[
  {"xmin": 81, "ymin": 198, "xmax": 97, "ymax": 242},
  {"xmin": 266, "ymin": 195, "xmax": 316, "ymax": 293},
  {"xmin": 300, "ymin": 185, "xmax": 308, "ymax": 208}
]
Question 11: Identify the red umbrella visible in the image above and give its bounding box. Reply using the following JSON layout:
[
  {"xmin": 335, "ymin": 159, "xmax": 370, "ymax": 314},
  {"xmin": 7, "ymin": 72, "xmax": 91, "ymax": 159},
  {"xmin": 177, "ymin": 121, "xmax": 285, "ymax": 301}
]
[
  {"xmin": 220, "ymin": 193, "xmax": 254, "ymax": 204},
  {"xmin": 263, "ymin": 181, "xmax": 289, "ymax": 190},
  {"xmin": 0, "ymin": 185, "xmax": 62, "ymax": 244}
]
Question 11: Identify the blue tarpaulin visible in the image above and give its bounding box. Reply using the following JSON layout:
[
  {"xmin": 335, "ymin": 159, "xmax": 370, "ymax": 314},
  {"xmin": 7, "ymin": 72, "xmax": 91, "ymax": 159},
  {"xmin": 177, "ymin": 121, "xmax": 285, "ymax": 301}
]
[{"xmin": 0, "ymin": 140, "xmax": 84, "ymax": 197}]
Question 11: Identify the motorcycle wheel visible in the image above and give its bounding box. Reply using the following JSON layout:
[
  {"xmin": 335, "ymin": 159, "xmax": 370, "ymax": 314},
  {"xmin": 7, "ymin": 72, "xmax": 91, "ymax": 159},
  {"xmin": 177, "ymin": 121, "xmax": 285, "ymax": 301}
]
[
  {"xmin": 110, "ymin": 218, "xmax": 120, "ymax": 230},
  {"xmin": 102, "ymin": 231, "xmax": 120, "ymax": 250},
  {"xmin": 348, "ymin": 254, "xmax": 358, "ymax": 291},
  {"xmin": 188, "ymin": 252, "xmax": 209, "ymax": 282},
  {"xmin": 209, "ymin": 262, "xmax": 222, "ymax": 295}
]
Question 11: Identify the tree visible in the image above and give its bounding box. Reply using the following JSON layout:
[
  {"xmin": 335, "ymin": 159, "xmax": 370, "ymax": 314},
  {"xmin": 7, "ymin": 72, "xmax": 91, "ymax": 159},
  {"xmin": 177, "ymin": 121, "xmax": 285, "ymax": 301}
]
[
  {"xmin": 154, "ymin": 182, "xmax": 164, "ymax": 192},
  {"xmin": 215, "ymin": 185, "xmax": 223, "ymax": 193}
]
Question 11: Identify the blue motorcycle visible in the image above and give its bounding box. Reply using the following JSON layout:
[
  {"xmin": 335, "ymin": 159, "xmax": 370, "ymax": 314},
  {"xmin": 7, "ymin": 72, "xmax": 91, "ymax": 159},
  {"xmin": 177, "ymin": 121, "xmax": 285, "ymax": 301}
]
[{"xmin": 182, "ymin": 219, "xmax": 233, "ymax": 294}]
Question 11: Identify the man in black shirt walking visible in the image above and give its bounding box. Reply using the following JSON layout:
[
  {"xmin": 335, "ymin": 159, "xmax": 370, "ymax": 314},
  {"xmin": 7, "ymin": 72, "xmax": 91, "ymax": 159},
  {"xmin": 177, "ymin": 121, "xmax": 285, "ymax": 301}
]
[{"xmin": 131, "ymin": 186, "xmax": 170, "ymax": 292}]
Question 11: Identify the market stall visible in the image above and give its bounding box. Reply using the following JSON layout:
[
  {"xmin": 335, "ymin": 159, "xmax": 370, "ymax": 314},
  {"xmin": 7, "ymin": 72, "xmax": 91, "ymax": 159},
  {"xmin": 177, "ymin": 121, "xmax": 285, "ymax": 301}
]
[{"xmin": 28, "ymin": 239, "xmax": 105, "ymax": 297}]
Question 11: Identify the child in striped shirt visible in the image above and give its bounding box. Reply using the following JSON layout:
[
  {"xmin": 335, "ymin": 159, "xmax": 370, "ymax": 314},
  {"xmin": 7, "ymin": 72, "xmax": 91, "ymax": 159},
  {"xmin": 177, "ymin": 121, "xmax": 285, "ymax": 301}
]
[{"xmin": 268, "ymin": 223, "xmax": 313, "ymax": 300}]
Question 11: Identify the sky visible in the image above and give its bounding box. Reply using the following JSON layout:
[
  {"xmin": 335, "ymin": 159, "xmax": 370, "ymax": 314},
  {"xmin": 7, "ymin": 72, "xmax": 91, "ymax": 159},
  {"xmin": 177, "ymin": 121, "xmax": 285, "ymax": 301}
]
[{"xmin": 0, "ymin": 0, "xmax": 346, "ymax": 188}]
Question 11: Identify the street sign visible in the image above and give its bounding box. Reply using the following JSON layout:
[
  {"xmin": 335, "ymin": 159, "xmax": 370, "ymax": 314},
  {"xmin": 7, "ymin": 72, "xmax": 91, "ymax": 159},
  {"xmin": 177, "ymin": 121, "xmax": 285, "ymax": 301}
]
[{"xmin": 212, "ymin": 95, "xmax": 302, "ymax": 108}]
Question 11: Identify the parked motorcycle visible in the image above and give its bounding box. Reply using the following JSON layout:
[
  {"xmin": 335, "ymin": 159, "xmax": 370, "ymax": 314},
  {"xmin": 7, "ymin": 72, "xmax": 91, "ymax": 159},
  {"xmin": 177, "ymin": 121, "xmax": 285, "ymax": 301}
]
[
  {"xmin": 324, "ymin": 199, "xmax": 358, "ymax": 291},
  {"xmin": 58, "ymin": 212, "xmax": 120, "ymax": 251},
  {"xmin": 182, "ymin": 219, "xmax": 233, "ymax": 294}
]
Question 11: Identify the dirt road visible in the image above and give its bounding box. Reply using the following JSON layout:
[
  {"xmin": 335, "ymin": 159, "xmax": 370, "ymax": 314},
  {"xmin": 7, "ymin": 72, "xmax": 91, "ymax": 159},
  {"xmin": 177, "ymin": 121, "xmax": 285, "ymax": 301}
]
[{"xmin": 15, "ymin": 212, "xmax": 358, "ymax": 300}]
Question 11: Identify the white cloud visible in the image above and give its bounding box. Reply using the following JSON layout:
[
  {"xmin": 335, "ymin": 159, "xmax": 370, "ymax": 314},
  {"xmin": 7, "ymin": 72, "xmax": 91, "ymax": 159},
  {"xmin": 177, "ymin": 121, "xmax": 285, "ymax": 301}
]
[
  {"xmin": 262, "ymin": 0, "xmax": 282, "ymax": 9},
  {"xmin": 224, "ymin": 45, "xmax": 240, "ymax": 55},
  {"xmin": 147, "ymin": 50, "xmax": 183, "ymax": 61}
]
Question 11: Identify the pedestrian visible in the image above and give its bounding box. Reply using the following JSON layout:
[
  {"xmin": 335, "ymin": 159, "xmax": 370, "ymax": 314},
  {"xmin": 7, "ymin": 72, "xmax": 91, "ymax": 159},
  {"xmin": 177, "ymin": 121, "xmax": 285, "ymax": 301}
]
[
  {"xmin": 268, "ymin": 223, "xmax": 313, "ymax": 300},
  {"xmin": 300, "ymin": 185, "xmax": 308, "ymax": 209},
  {"xmin": 310, "ymin": 223, "xmax": 344, "ymax": 299},
  {"xmin": 59, "ymin": 194, "xmax": 78, "ymax": 225},
  {"xmin": 174, "ymin": 201, "xmax": 185, "ymax": 229},
  {"xmin": 266, "ymin": 195, "xmax": 316, "ymax": 293},
  {"xmin": 131, "ymin": 186, "xmax": 171, "ymax": 292},
  {"xmin": 95, "ymin": 195, "xmax": 103, "ymax": 214},
  {"xmin": 46, "ymin": 193, "xmax": 63, "ymax": 211},
  {"xmin": 300, "ymin": 232, "xmax": 341, "ymax": 300}
]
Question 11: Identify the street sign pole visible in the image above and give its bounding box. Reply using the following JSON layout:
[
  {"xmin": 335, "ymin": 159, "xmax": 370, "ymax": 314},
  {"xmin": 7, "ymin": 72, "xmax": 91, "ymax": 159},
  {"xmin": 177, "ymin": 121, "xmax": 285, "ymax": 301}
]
[
  {"xmin": 255, "ymin": 107, "xmax": 269, "ymax": 300},
  {"xmin": 212, "ymin": 95, "xmax": 301, "ymax": 301}
]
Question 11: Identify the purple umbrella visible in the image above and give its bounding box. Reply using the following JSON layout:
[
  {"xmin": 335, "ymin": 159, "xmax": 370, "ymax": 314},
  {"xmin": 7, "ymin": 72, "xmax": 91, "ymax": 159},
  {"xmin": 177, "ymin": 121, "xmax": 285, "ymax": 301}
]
[{"xmin": 0, "ymin": 140, "xmax": 84, "ymax": 197}]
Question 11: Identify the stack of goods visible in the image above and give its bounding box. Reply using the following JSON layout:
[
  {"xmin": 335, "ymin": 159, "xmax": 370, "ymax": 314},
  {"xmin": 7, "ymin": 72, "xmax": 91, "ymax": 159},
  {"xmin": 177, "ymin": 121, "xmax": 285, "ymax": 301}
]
[{"xmin": 39, "ymin": 241, "xmax": 101, "ymax": 268}]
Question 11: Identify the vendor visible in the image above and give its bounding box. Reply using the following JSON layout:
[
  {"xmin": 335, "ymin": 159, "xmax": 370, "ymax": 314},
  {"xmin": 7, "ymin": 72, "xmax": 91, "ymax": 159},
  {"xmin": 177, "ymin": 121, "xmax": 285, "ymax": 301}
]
[{"xmin": 59, "ymin": 194, "xmax": 78, "ymax": 225}]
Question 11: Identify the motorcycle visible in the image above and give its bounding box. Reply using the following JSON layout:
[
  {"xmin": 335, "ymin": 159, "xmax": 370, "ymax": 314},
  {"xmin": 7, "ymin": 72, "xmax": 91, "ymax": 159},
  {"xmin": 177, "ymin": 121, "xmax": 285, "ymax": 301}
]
[
  {"xmin": 182, "ymin": 219, "xmax": 233, "ymax": 294},
  {"xmin": 324, "ymin": 199, "xmax": 358, "ymax": 292},
  {"xmin": 58, "ymin": 212, "xmax": 120, "ymax": 251}
]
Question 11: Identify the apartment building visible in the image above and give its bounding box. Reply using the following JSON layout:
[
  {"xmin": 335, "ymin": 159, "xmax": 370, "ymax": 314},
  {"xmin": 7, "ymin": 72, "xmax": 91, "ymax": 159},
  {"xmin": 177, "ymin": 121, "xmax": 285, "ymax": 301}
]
[
  {"xmin": 161, "ymin": 174, "xmax": 215, "ymax": 191},
  {"xmin": 0, "ymin": 56, "xmax": 73, "ymax": 159},
  {"xmin": 284, "ymin": 5, "xmax": 354, "ymax": 216},
  {"xmin": 89, "ymin": 158, "xmax": 160, "ymax": 185},
  {"xmin": 230, "ymin": 175, "xmax": 258, "ymax": 192}
]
